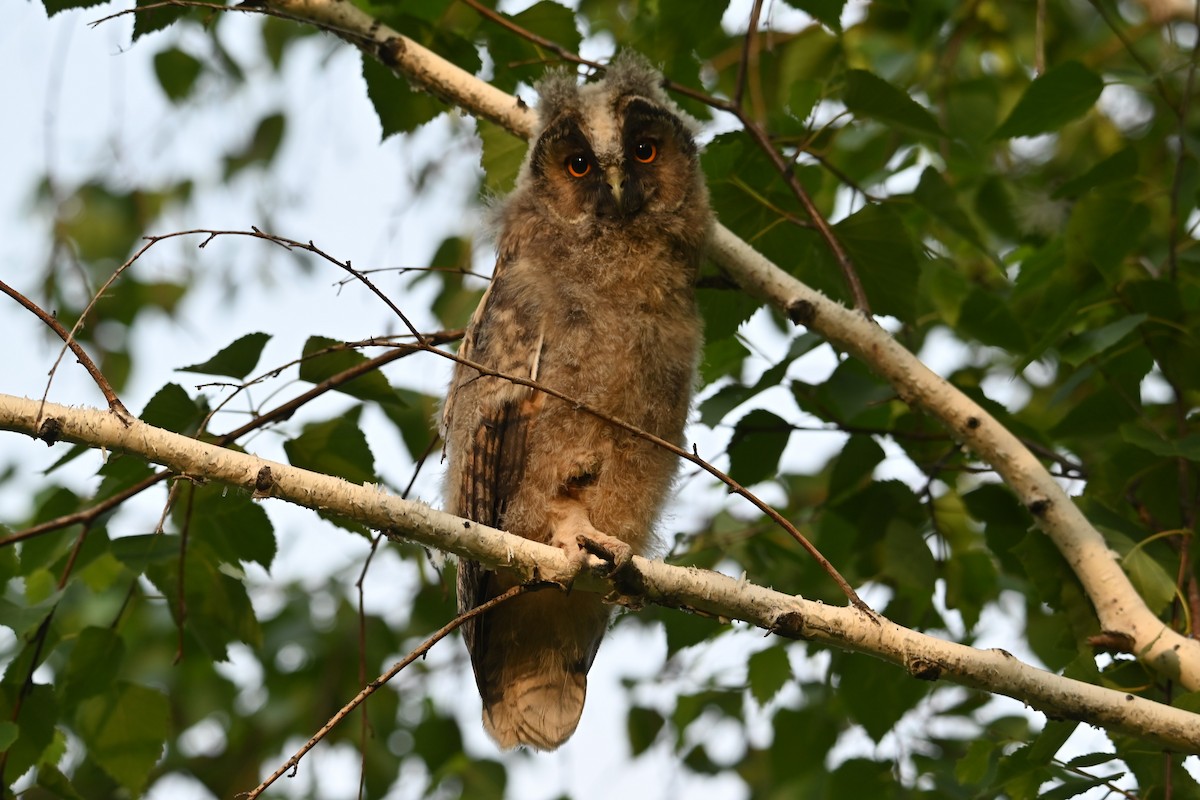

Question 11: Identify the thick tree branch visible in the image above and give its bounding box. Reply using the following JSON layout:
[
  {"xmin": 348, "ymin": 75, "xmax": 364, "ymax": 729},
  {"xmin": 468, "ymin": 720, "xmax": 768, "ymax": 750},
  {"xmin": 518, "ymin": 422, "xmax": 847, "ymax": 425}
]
[
  {"xmin": 2, "ymin": 394, "xmax": 1199, "ymax": 752},
  {"xmin": 238, "ymin": 0, "xmax": 1200, "ymax": 689}
]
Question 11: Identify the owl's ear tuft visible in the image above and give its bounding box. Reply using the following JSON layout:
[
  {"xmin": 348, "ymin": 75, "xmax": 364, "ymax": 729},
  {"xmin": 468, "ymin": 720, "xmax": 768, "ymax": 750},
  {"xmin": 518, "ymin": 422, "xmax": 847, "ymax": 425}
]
[
  {"xmin": 601, "ymin": 51, "xmax": 667, "ymax": 102},
  {"xmin": 533, "ymin": 68, "xmax": 582, "ymax": 130}
]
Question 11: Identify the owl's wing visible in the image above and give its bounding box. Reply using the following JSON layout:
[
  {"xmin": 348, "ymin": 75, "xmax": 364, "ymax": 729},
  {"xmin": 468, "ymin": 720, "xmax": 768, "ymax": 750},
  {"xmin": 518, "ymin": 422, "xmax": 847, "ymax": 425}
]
[{"xmin": 448, "ymin": 259, "xmax": 546, "ymax": 634}]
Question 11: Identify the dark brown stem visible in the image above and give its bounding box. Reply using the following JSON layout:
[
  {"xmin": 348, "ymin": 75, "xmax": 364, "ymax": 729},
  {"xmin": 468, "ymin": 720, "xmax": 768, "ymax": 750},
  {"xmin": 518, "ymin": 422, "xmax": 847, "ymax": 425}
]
[{"xmin": 0, "ymin": 278, "xmax": 129, "ymax": 417}]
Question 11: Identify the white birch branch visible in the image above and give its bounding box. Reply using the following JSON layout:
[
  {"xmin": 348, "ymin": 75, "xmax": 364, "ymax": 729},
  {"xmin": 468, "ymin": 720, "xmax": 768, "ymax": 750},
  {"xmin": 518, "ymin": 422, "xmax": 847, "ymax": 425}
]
[
  {"xmin": 1, "ymin": 393, "xmax": 1198, "ymax": 752},
  {"xmin": 254, "ymin": 0, "xmax": 1200, "ymax": 690}
]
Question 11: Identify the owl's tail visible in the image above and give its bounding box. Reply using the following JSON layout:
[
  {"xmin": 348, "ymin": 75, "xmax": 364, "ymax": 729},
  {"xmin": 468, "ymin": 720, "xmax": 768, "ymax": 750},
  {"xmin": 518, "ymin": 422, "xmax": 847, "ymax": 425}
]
[{"xmin": 482, "ymin": 667, "xmax": 588, "ymax": 751}]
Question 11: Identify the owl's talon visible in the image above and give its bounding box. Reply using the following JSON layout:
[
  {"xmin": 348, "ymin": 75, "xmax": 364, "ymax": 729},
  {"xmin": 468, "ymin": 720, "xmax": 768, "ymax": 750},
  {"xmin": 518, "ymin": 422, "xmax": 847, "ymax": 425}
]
[{"xmin": 576, "ymin": 533, "xmax": 633, "ymax": 577}]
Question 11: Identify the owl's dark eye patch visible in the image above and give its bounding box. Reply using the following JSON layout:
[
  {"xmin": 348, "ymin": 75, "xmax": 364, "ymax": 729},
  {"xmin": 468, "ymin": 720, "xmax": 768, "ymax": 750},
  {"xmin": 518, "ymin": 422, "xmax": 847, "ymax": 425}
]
[
  {"xmin": 632, "ymin": 140, "xmax": 657, "ymax": 163},
  {"xmin": 566, "ymin": 154, "xmax": 592, "ymax": 178}
]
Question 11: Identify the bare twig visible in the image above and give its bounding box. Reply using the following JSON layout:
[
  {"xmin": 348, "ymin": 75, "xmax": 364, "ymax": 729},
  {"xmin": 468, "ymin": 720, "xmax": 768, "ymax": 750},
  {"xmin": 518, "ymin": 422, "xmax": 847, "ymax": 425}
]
[
  {"xmin": 0, "ymin": 278, "xmax": 128, "ymax": 417},
  {"xmin": 239, "ymin": 583, "xmax": 536, "ymax": 799}
]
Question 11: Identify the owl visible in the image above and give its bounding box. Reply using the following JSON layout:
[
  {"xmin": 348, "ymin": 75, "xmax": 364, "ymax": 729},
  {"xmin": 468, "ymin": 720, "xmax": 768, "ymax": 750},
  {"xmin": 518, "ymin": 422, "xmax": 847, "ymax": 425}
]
[{"xmin": 441, "ymin": 52, "xmax": 712, "ymax": 751}]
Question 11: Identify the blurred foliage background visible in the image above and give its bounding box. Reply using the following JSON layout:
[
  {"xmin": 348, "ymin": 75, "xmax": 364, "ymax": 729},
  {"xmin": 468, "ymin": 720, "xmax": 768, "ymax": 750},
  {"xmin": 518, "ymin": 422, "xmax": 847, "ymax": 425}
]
[{"xmin": 2, "ymin": 0, "xmax": 1200, "ymax": 797}]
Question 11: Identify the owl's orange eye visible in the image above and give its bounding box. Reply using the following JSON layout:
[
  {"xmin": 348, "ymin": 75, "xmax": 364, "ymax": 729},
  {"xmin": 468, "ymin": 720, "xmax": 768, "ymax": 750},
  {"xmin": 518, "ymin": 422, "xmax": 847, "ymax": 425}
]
[
  {"xmin": 566, "ymin": 155, "xmax": 591, "ymax": 178},
  {"xmin": 633, "ymin": 141, "xmax": 657, "ymax": 163}
]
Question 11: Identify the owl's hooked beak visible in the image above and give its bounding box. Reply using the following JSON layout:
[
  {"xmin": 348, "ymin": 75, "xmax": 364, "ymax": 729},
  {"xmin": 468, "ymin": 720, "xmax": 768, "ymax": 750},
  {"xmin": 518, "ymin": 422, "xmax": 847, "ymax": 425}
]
[
  {"xmin": 598, "ymin": 166, "xmax": 642, "ymax": 220},
  {"xmin": 605, "ymin": 167, "xmax": 624, "ymax": 206}
]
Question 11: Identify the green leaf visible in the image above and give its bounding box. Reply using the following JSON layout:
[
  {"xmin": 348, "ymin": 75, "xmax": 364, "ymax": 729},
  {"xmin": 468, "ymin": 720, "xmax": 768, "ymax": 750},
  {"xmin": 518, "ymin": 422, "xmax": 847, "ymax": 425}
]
[
  {"xmin": 0, "ymin": 684, "xmax": 58, "ymax": 784},
  {"xmin": 183, "ymin": 482, "xmax": 276, "ymax": 569},
  {"xmin": 627, "ymin": 706, "xmax": 666, "ymax": 756},
  {"xmin": 728, "ymin": 409, "xmax": 792, "ymax": 486},
  {"xmin": 1058, "ymin": 314, "xmax": 1146, "ymax": 366},
  {"xmin": 1120, "ymin": 424, "xmax": 1200, "ymax": 462},
  {"xmin": 133, "ymin": 0, "xmax": 190, "ymax": 39},
  {"xmin": 479, "ymin": 119, "xmax": 527, "ymax": 195},
  {"xmin": 108, "ymin": 533, "xmax": 180, "ymax": 571},
  {"xmin": 993, "ymin": 61, "xmax": 1104, "ymax": 139},
  {"xmin": 843, "ymin": 69, "xmax": 943, "ymax": 138},
  {"xmin": 486, "ymin": 2, "xmax": 583, "ymax": 92},
  {"xmin": 837, "ymin": 652, "xmax": 928, "ymax": 741},
  {"xmin": 834, "ymin": 203, "xmax": 921, "ymax": 323},
  {"xmin": 958, "ymin": 288, "xmax": 1030, "ymax": 351},
  {"xmin": 0, "ymin": 588, "xmax": 65, "ymax": 640},
  {"xmin": 956, "ymin": 738, "xmax": 995, "ymax": 785},
  {"xmin": 43, "ymin": 0, "xmax": 107, "ymax": 13},
  {"xmin": 363, "ymin": 53, "xmax": 443, "ymax": 139},
  {"xmin": 145, "ymin": 540, "xmax": 261, "ymax": 659},
  {"xmin": 298, "ymin": 336, "xmax": 397, "ymax": 405},
  {"xmin": 663, "ymin": 610, "xmax": 722, "ymax": 657},
  {"xmin": 179, "ymin": 332, "xmax": 271, "ymax": 379},
  {"xmin": 223, "ymin": 113, "xmax": 286, "ymax": 179},
  {"xmin": 0, "ymin": 721, "xmax": 16, "ymax": 751},
  {"xmin": 284, "ymin": 410, "xmax": 377, "ymax": 486},
  {"xmin": 747, "ymin": 645, "xmax": 791, "ymax": 705},
  {"xmin": 75, "ymin": 682, "xmax": 169, "ymax": 796},
  {"xmin": 783, "ymin": 0, "xmax": 846, "ymax": 32},
  {"xmin": 139, "ymin": 382, "xmax": 205, "ymax": 434},
  {"xmin": 1104, "ymin": 529, "xmax": 1177, "ymax": 615},
  {"xmin": 1054, "ymin": 146, "xmax": 1138, "ymax": 198},
  {"xmin": 37, "ymin": 764, "xmax": 85, "ymax": 800},
  {"xmin": 60, "ymin": 627, "xmax": 126, "ymax": 707},
  {"xmin": 153, "ymin": 47, "xmax": 203, "ymax": 103},
  {"xmin": 697, "ymin": 286, "xmax": 761, "ymax": 341},
  {"xmin": 913, "ymin": 166, "xmax": 984, "ymax": 248},
  {"xmin": 1065, "ymin": 194, "xmax": 1150, "ymax": 285},
  {"xmin": 828, "ymin": 434, "xmax": 885, "ymax": 501}
]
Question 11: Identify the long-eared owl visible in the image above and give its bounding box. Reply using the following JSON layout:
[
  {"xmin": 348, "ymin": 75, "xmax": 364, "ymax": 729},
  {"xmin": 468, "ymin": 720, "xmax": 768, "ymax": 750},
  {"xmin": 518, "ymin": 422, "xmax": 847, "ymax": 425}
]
[{"xmin": 442, "ymin": 52, "xmax": 711, "ymax": 751}]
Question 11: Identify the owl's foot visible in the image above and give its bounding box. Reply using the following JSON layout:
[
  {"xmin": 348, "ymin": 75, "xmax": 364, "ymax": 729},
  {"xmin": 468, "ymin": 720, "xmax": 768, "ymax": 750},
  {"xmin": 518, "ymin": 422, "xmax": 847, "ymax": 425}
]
[{"xmin": 576, "ymin": 532, "xmax": 633, "ymax": 577}]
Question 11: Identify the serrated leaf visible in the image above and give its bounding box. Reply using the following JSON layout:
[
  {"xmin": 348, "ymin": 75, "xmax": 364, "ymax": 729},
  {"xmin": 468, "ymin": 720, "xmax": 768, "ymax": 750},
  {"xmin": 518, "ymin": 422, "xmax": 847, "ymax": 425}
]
[
  {"xmin": 0, "ymin": 684, "xmax": 58, "ymax": 784},
  {"xmin": 837, "ymin": 652, "xmax": 928, "ymax": 741},
  {"xmin": 284, "ymin": 411, "xmax": 376, "ymax": 485},
  {"xmin": 37, "ymin": 764, "xmax": 85, "ymax": 799},
  {"xmin": 133, "ymin": 0, "xmax": 190, "ymax": 39},
  {"xmin": 843, "ymin": 69, "xmax": 943, "ymax": 138},
  {"xmin": 299, "ymin": 336, "xmax": 398, "ymax": 405},
  {"xmin": 478, "ymin": 118, "xmax": 527, "ymax": 195},
  {"xmin": 184, "ymin": 482, "xmax": 276, "ymax": 569},
  {"xmin": 179, "ymin": 332, "xmax": 270, "ymax": 379},
  {"xmin": 728, "ymin": 409, "xmax": 791, "ymax": 486},
  {"xmin": 139, "ymin": 382, "xmax": 204, "ymax": 434},
  {"xmin": 76, "ymin": 682, "xmax": 169, "ymax": 795},
  {"xmin": 43, "ymin": 0, "xmax": 107, "ymax": 13},
  {"xmin": 363, "ymin": 53, "xmax": 443, "ymax": 139},
  {"xmin": 834, "ymin": 203, "xmax": 921, "ymax": 323},
  {"xmin": 993, "ymin": 61, "xmax": 1103, "ymax": 139},
  {"xmin": 747, "ymin": 645, "xmax": 791, "ymax": 705},
  {"xmin": 697, "ymin": 287, "xmax": 761, "ymax": 340}
]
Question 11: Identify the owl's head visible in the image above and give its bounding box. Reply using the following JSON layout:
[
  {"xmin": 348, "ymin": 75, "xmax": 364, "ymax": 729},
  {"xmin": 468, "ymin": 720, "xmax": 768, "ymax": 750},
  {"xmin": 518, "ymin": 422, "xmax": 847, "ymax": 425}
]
[{"xmin": 517, "ymin": 53, "xmax": 707, "ymax": 234}]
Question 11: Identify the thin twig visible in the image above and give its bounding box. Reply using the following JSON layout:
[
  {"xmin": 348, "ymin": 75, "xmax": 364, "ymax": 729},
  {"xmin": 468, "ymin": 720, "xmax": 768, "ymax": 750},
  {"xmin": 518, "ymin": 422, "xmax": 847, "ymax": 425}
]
[
  {"xmin": 239, "ymin": 583, "xmax": 538, "ymax": 800},
  {"xmin": 0, "ymin": 278, "xmax": 128, "ymax": 417}
]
